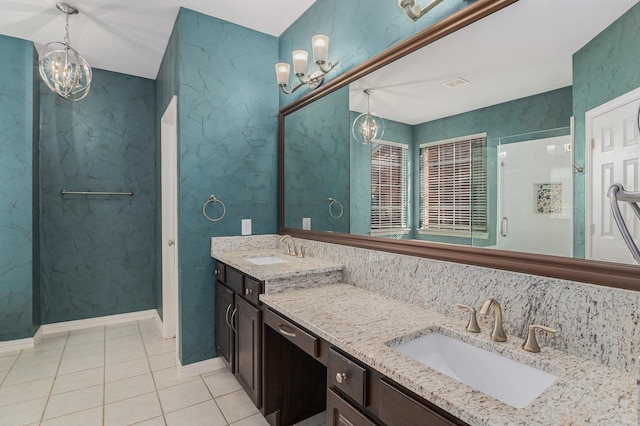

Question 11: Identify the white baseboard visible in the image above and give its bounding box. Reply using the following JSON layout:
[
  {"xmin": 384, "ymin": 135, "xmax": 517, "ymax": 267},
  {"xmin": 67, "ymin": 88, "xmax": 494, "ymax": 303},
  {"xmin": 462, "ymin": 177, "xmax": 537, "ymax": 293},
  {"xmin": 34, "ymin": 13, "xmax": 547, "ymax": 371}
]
[
  {"xmin": 40, "ymin": 309, "xmax": 157, "ymax": 335},
  {"xmin": 0, "ymin": 337, "xmax": 34, "ymax": 353},
  {"xmin": 33, "ymin": 326, "xmax": 44, "ymax": 346},
  {"xmin": 178, "ymin": 356, "xmax": 226, "ymax": 378}
]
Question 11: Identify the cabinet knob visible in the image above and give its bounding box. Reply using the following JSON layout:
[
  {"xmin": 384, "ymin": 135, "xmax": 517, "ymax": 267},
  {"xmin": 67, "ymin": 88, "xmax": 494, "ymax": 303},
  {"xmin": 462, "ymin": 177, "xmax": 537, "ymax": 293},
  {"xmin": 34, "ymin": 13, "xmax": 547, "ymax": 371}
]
[
  {"xmin": 336, "ymin": 372, "xmax": 347, "ymax": 384},
  {"xmin": 215, "ymin": 269, "xmax": 219, "ymax": 275},
  {"xmin": 245, "ymin": 288, "xmax": 254, "ymax": 295}
]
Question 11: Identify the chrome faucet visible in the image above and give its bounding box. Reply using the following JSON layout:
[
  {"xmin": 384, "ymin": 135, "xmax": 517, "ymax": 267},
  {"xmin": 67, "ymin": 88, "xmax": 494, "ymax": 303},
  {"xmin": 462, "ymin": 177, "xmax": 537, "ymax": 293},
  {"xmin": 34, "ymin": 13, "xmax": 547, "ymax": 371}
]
[
  {"xmin": 279, "ymin": 234, "xmax": 297, "ymax": 257},
  {"xmin": 479, "ymin": 298, "xmax": 507, "ymax": 342}
]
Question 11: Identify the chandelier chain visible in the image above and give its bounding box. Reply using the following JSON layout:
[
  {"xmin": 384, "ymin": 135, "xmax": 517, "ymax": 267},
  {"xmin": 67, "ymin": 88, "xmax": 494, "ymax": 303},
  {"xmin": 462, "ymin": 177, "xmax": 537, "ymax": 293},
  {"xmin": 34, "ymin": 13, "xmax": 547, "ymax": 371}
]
[{"xmin": 64, "ymin": 13, "xmax": 70, "ymax": 47}]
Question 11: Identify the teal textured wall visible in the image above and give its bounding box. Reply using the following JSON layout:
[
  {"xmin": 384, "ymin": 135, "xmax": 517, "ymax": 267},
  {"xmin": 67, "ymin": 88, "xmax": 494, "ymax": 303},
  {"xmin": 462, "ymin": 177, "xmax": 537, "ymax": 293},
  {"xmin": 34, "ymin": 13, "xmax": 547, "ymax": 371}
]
[
  {"xmin": 39, "ymin": 69, "xmax": 156, "ymax": 324},
  {"xmin": 284, "ymin": 86, "xmax": 350, "ymax": 232},
  {"xmin": 0, "ymin": 35, "xmax": 36, "ymax": 341},
  {"xmin": 573, "ymin": 2, "xmax": 640, "ymax": 258},
  {"xmin": 160, "ymin": 9, "xmax": 279, "ymax": 365}
]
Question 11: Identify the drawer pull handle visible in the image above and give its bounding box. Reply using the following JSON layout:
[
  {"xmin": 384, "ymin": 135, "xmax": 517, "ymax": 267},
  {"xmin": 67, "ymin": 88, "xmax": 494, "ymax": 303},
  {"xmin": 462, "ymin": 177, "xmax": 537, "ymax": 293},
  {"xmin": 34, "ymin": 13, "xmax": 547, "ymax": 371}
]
[
  {"xmin": 225, "ymin": 304, "xmax": 232, "ymax": 328},
  {"xmin": 230, "ymin": 308, "xmax": 238, "ymax": 333},
  {"xmin": 245, "ymin": 288, "xmax": 254, "ymax": 295},
  {"xmin": 336, "ymin": 372, "xmax": 347, "ymax": 383},
  {"xmin": 278, "ymin": 324, "xmax": 297, "ymax": 338}
]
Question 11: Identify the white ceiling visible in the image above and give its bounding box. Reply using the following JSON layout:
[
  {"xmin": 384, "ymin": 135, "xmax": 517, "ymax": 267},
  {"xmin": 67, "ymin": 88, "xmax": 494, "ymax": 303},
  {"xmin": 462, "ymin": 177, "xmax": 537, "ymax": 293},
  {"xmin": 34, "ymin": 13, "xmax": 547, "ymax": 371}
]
[
  {"xmin": 351, "ymin": 0, "xmax": 639, "ymax": 125},
  {"xmin": 0, "ymin": 0, "xmax": 316, "ymax": 80}
]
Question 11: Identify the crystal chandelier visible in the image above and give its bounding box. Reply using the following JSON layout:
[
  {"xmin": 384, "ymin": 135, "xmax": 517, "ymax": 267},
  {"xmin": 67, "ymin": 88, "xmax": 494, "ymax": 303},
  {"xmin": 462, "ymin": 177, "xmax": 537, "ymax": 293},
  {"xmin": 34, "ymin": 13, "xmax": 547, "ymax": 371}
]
[
  {"xmin": 352, "ymin": 89, "xmax": 385, "ymax": 145},
  {"xmin": 39, "ymin": 2, "xmax": 92, "ymax": 101}
]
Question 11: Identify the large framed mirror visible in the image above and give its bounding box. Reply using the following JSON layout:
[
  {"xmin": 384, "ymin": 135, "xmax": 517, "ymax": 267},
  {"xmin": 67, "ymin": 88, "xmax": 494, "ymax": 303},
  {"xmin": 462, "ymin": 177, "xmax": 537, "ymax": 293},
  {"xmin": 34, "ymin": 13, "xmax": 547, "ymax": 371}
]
[{"xmin": 279, "ymin": 0, "xmax": 639, "ymax": 290}]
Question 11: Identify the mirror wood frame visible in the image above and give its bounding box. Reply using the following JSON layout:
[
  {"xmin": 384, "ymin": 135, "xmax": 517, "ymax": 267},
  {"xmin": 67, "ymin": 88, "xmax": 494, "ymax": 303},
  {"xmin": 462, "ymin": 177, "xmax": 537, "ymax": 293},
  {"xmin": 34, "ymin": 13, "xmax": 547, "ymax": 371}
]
[{"xmin": 278, "ymin": 0, "xmax": 640, "ymax": 292}]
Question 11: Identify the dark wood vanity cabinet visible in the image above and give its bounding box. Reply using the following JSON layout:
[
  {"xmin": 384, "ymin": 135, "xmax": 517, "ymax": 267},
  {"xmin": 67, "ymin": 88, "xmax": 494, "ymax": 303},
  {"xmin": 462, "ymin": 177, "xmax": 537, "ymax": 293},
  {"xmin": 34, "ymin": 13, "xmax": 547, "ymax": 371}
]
[
  {"xmin": 214, "ymin": 260, "xmax": 263, "ymax": 408},
  {"xmin": 326, "ymin": 348, "xmax": 468, "ymax": 426}
]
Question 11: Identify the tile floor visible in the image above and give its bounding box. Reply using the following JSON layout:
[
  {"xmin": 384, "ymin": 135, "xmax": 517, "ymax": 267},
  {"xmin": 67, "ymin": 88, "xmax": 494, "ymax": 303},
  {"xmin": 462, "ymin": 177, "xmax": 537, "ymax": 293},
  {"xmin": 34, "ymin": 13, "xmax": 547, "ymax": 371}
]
[{"xmin": 0, "ymin": 319, "xmax": 273, "ymax": 426}]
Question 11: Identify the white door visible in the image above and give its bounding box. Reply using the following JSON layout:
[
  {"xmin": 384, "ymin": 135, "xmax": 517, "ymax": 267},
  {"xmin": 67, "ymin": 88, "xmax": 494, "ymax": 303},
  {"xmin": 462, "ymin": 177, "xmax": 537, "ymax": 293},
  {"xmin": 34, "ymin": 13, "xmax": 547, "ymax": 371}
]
[
  {"xmin": 588, "ymin": 93, "xmax": 640, "ymax": 264},
  {"xmin": 497, "ymin": 135, "xmax": 573, "ymax": 256},
  {"xmin": 161, "ymin": 96, "xmax": 178, "ymax": 339}
]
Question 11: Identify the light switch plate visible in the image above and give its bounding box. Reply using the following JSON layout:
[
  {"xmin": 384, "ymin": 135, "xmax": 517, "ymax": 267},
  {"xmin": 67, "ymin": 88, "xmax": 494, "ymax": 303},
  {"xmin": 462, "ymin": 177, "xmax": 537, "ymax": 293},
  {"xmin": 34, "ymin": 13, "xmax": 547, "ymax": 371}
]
[
  {"xmin": 241, "ymin": 219, "xmax": 252, "ymax": 235},
  {"xmin": 302, "ymin": 217, "xmax": 311, "ymax": 230}
]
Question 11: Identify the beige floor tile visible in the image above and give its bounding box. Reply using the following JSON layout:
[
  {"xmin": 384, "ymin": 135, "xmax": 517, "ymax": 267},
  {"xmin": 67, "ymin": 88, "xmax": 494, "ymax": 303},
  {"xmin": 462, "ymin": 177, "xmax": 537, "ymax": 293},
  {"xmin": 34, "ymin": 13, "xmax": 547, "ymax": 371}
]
[
  {"xmin": 217, "ymin": 389, "xmax": 260, "ymax": 424},
  {"xmin": 58, "ymin": 352, "xmax": 104, "ymax": 375},
  {"xmin": 106, "ymin": 335, "xmax": 144, "ymax": 352},
  {"xmin": 105, "ymin": 357, "xmax": 150, "ymax": 382},
  {"xmin": 40, "ymin": 406, "xmax": 103, "ymax": 426},
  {"xmin": 13, "ymin": 348, "xmax": 63, "ymax": 369},
  {"xmin": 132, "ymin": 416, "xmax": 167, "ymax": 425},
  {"xmin": 0, "ymin": 350, "xmax": 22, "ymax": 358},
  {"xmin": 158, "ymin": 379, "xmax": 212, "ymax": 414},
  {"xmin": 165, "ymin": 400, "xmax": 227, "ymax": 426},
  {"xmin": 66, "ymin": 331, "xmax": 104, "ymax": 347},
  {"xmin": 203, "ymin": 370, "xmax": 242, "ymax": 397},
  {"xmin": 106, "ymin": 324, "xmax": 140, "ymax": 340},
  {"xmin": 105, "ymin": 372, "xmax": 156, "ymax": 404},
  {"xmin": 43, "ymin": 384, "xmax": 103, "ymax": 420},
  {"xmin": 52, "ymin": 367, "xmax": 104, "ymax": 395},
  {"xmin": 63, "ymin": 342, "xmax": 105, "ymax": 359},
  {"xmin": 0, "ymin": 397, "xmax": 47, "ymax": 426},
  {"xmin": 29, "ymin": 335, "xmax": 68, "ymax": 351},
  {"xmin": 105, "ymin": 345, "xmax": 147, "ymax": 365},
  {"xmin": 0, "ymin": 377, "xmax": 54, "ymax": 407},
  {"xmin": 105, "ymin": 392, "xmax": 163, "ymax": 426},
  {"xmin": 148, "ymin": 352, "xmax": 176, "ymax": 371},
  {"xmin": 143, "ymin": 339, "xmax": 176, "ymax": 356},
  {"xmin": 0, "ymin": 354, "xmax": 18, "ymax": 370},
  {"xmin": 2, "ymin": 360, "xmax": 59, "ymax": 386},
  {"xmin": 232, "ymin": 413, "xmax": 271, "ymax": 426},
  {"xmin": 152, "ymin": 366, "xmax": 198, "ymax": 390},
  {"xmin": 0, "ymin": 369, "xmax": 8, "ymax": 383}
]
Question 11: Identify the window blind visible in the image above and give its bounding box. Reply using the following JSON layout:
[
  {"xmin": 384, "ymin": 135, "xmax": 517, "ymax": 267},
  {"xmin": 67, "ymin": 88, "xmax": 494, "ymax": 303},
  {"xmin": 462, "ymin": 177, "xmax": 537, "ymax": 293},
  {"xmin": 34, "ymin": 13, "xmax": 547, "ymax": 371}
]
[
  {"xmin": 419, "ymin": 136, "xmax": 487, "ymax": 233},
  {"xmin": 371, "ymin": 142, "xmax": 408, "ymax": 230}
]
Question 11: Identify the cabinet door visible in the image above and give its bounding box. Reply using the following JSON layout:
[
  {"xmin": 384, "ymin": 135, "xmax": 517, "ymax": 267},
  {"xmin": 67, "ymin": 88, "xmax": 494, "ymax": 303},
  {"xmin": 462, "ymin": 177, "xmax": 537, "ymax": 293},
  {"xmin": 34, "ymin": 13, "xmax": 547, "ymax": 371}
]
[
  {"xmin": 234, "ymin": 296, "xmax": 261, "ymax": 407},
  {"xmin": 327, "ymin": 389, "xmax": 376, "ymax": 426},
  {"xmin": 215, "ymin": 283, "xmax": 234, "ymax": 370}
]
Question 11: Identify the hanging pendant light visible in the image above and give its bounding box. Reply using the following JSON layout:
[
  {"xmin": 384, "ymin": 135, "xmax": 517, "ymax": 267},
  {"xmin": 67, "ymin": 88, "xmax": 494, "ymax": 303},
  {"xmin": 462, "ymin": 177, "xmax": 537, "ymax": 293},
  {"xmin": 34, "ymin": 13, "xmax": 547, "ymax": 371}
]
[
  {"xmin": 39, "ymin": 2, "xmax": 92, "ymax": 101},
  {"xmin": 352, "ymin": 89, "xmax": 385, "ymax": 145}
]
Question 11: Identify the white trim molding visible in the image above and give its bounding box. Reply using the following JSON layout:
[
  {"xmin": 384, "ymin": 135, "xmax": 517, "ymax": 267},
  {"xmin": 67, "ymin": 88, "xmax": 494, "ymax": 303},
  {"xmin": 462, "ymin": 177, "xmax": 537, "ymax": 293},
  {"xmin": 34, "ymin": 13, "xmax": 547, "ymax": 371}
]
[
  {"xmin": 39, "ymin": 309, "xmax": 157, "ymax": 335},
  {"xmin": 0, "ymin": 337, "xmax": 34, "ymax": 353},
  {"xmin": 178, "ymin": 357, "xmax": 226, "ymax": 378}
]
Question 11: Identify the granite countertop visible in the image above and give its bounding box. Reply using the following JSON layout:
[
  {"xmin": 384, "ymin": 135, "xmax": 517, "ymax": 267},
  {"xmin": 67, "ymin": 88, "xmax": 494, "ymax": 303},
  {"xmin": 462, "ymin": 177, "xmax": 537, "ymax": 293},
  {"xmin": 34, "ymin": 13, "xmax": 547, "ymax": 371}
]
[
  {"xmin": 211, "ymin": 248, "xmax": 343, "ymax": 282},
  {"xmin": 261, "ymin": 284, "xmax": 637, "ymax": 426}
]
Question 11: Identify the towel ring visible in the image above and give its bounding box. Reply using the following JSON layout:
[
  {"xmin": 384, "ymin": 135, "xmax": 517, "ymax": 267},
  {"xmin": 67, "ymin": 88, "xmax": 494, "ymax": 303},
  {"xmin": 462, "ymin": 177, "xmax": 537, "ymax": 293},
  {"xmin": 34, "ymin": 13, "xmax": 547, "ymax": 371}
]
[
  {"xmin": 202, "ymin": 194, "xmax": 226, "ymax": 222},
  {"xmin": 328, "ymin": 197, "xmax": 343, "ymax": 219}
]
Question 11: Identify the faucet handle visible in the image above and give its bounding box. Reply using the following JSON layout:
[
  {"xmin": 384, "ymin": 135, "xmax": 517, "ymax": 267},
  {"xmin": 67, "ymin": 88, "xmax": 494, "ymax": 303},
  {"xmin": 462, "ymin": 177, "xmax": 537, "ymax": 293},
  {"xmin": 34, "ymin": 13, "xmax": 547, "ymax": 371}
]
[
  {"xmin": 522, "ymin": 324, "xmax": 557, "ymax": 353},
  {"xmin": 456, "ymin": 304, "xmax": 481, "ymax": 333}
]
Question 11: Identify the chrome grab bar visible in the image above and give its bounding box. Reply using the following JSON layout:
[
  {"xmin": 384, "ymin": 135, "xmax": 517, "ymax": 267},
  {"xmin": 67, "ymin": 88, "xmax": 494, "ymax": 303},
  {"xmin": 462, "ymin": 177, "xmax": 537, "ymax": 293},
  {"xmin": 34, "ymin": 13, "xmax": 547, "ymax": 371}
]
[
  {"xmin": 60, "ymin": 189, "xmax": 133, "ymax": 196},
  {"xmin": 607, "ymin": 184, "xmax": 640, "ymax": 264}
]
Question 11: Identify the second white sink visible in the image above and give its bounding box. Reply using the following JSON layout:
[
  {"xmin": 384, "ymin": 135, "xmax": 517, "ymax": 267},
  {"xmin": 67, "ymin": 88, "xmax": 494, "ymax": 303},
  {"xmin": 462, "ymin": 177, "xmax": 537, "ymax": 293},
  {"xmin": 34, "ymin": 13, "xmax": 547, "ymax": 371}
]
[
  {"xmin": 245, "ymin": 256, "xmax": 289, "ymax": 265},
  {"xmin": 391, "ymin": 332, "xmax": 557, "ymax": 408}
]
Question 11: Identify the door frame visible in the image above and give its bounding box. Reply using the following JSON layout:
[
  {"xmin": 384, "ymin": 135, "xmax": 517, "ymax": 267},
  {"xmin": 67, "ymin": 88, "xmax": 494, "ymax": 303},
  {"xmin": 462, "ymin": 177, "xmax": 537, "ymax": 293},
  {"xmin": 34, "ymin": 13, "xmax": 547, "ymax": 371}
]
[
  {"xmin": 161, "ymin": 96, "xmax": 179, "ymax": 342},
  {"xmin": 585, "ymin": 86, "xmax": 640, "ymax": 259}
]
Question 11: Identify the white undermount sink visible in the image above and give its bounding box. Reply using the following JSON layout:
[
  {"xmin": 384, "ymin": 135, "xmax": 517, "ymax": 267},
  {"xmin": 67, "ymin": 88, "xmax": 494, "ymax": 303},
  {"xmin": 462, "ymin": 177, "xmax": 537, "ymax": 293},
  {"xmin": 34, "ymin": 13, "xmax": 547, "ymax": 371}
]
[
  {"xmin": 391, "ymin": 332, "xmax": 557, "ymax": 408},
  {"xmin": 244, "ymin": 256, "xmax": 289, "ymax": 265}
]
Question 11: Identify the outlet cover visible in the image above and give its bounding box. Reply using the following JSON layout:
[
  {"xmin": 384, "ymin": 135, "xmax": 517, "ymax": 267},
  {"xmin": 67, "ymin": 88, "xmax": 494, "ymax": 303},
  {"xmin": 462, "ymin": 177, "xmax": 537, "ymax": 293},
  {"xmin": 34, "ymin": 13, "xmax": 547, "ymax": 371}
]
[
  {"xmin": 302, "ymin": 217, "xmax": 311, "ymax": 230},
  {"xmin": 241, "ymin": 219, "xmax": 252, "ymax": 235}
]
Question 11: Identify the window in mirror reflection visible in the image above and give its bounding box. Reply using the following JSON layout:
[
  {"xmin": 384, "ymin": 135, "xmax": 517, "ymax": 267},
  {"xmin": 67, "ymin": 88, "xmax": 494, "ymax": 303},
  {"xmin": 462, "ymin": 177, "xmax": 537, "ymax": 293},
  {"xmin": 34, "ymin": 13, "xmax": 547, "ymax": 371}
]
[
  {"xmin": 419, "ymin": 134, "xmax": 487, "ymax": 238},
  {"xmin": 370, "ymin": 141, "xmax": 409, "ymax": 237}
]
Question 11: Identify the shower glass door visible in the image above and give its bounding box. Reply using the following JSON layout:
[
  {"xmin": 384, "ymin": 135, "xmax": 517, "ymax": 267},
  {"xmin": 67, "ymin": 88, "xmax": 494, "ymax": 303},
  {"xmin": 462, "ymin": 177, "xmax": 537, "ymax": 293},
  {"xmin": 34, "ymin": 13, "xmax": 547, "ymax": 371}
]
[{"xmin": 496, "ymin": 129, "xmax": 573, "ymax": 256}]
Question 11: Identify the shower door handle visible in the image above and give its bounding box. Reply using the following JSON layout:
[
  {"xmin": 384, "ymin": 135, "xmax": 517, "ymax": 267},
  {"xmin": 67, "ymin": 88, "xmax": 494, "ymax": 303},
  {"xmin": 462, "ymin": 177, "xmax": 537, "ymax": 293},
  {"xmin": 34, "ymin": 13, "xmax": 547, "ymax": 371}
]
[{"xmin": 500, "ymin": 217, "xmax": 508, "ymax": 237}]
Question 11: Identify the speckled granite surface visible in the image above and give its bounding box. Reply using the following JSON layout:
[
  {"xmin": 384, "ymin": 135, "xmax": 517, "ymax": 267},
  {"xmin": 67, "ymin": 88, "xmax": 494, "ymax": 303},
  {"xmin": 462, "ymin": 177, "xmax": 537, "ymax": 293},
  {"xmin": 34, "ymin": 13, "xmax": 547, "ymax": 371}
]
[
  {"xmin": 261, "ymin": 284, "xmax": 637, "ymax": 426},
  {"xmin": 211, "ymin": 235, "xmax": 343, "ymax": 290}
]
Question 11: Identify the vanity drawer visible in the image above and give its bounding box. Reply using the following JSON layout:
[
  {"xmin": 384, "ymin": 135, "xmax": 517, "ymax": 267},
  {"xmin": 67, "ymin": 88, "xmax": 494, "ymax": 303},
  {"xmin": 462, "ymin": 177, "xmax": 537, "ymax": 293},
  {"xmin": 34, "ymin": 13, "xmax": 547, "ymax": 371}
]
[
  {"xmin": 226, "ymin": 267, "xmax": 244, "ymax": 294},
  {"xmin": 264, "ymin": 309, "xmax": 319, "ymax": 357},
  {"xmin": 328, "ymin": 348, "xmax": 368, "ymax": 407},
  {"xmin": 214, "ymin": 260, "xmax": 226, "ymax": 283},
  {"xmin": 243, "ymin": 276, "xmax": 262, "ymax": 306},
  {"xmin": 378, "ymin": 380, "xmax": 459, "ymax": 426}
]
